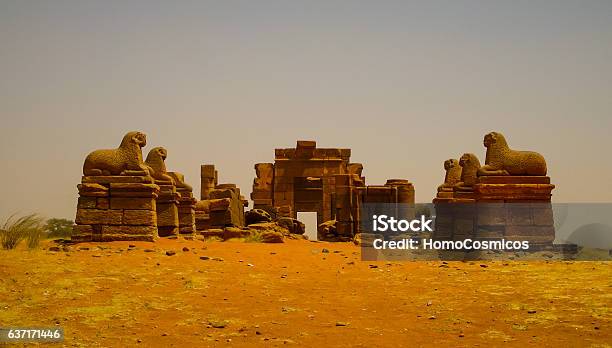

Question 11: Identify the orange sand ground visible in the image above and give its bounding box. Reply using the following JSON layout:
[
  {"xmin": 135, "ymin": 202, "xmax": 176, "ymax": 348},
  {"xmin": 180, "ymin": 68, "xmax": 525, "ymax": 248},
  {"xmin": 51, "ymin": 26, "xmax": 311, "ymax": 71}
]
[{"xmin": 0, "ymin": 239, "xmax": 610, "ymax": 347}]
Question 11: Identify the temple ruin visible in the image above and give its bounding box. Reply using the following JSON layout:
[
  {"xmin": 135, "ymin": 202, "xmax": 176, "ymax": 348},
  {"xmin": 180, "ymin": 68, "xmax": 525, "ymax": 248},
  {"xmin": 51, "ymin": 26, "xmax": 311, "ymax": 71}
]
[
  {"xmin": 251, "ymin": 140, "xmax": 415, "ymax": 241},
  {"xmin": 71, "ymin": 131, "xmax": 556, "ymax": 247}
]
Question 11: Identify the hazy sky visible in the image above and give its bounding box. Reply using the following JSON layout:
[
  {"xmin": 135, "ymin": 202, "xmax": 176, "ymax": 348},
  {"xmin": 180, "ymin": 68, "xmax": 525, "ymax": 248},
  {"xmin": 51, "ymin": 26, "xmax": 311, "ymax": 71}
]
[{"xmin": 1, "ymin": 0, "xmax": 611, "ymax": 221}]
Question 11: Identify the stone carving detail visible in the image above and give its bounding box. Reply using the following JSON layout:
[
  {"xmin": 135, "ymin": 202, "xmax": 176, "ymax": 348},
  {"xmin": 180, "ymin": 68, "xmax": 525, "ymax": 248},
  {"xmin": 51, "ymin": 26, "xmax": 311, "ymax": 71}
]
[
  {"xmin": 455, "ymin": 153, "xmax": 481, "ymax": 191},
  {"xmin": 83, "ymin": 131, "xmax": 150, "ymax": 176},
  {"xmin": 253, "ymin": 163, "xmax": 274, "ymax": 191},
  {"xmin": 478, "ymin": 131, "xmax": 547, "ymax": 176},
  {"xmin": 168, "ymin": 172, "xmax": 192, "ymax": 191},
  {"xmin": 437, "ymin": 159, "xmax": 462, "ymax": 192},
  {"xmin": 145, "ymin": 147, "xmax": 175, "ymax": 184},
  {"xmin": 348, "ymin": 163, "xmax": 363, "ymax": 177}
]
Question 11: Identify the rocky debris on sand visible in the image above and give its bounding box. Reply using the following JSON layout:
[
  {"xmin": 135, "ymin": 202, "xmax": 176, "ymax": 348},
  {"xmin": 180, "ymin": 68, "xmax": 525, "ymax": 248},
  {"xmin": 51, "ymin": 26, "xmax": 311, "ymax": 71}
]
[
  {"xmin": 277, "ymin": 217, "xmax": 305, "ymax": 235},
  {"xmin": 261, "ymin": 231, "xmax": 284, "ymax": 243},
  {"xmin": 165, "ymin": 250, "xmax": 176, "ymax": 256},
  {"xmin": 245, "ymin": 209, "xmax": 272, "ymax": 225},
  {"xmin": 223, "ymin": 227, "xmax": 251, "ymax": 240}
]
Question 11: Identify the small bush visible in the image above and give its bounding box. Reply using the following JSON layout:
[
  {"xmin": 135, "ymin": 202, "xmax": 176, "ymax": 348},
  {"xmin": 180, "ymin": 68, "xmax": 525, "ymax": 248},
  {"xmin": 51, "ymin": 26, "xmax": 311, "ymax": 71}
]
[
  {"xmin": 44, "ymin": 218, "xmax": 75, "ymax": 238},
  {"xmin": 244, "ymin": 231, "xmax": 263, "ymax": 243},
  {"xmin": 0, "ymin": 214, "xmax": 45, "ymax": 250}
]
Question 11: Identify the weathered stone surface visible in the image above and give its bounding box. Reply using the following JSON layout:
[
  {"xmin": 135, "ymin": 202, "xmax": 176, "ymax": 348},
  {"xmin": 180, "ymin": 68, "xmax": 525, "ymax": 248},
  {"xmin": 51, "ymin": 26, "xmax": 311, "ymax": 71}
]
[
  {"xmin": 454, "ymin": 153, "xmax": 481, "ymax": 192},
  {"xmin": 145, "ymin": 147, "xmax": 176, "ymax": 183},
  {"xmin": 98, "ymin": 234, "xmax": 156, "ymax": 242},
  {"xmin": 82, "ymin": 175, "xmax": 153, "ymax": 184},
  {"xmin": 77, "ymin": 197, "xmax": 97, "ymax": 209},
  {"xmin": 245, "ymin": 209, "xmax": 272, "ymax": 225},
  {"xmin": 110, "ymin": 183, "xmax": 160, "ymax": 192},
  {"xmin": 156, "ymin": 203, "xmax": 179, "ymax": 226},
  {"xmin": 208, "ymin": 198, "xmax": 231, "ymax": 212},
  {"xmin": 252, "ymin": 163, "xmax": 274, "ymax": 192},
  {"xmin": 101, "ymin": 225, "xmax": 157, "ymax": 236},
  {"xmin": 77, "ymin": 183, "xmax": 108, "ymax": 197},
  {"xmin": 72, "ymin": 224, "xmax": 94, "ymax": 238},
  {"xmin": 200, "ymin": 229, "xmax": 224, "ymax": 238},
  {"xmin": 76, "ymin": 209, "xmax": 122, "ymax": 225},
  {"xmin": 83, "ymin": 131, "xmax": 151, "ymax": 176},
  {"xmin": 478, "ymin": 176, "xmax": 550, "ymax": 184},
  {"xmin": 277, "ymin": 217, "xmax": 305, "ymax": 234},
  {"xmin": 96, "ymin": 198, "xmax": 109, "ymax": 209},
  {"xmin": 200, "ymin": 164, "xmax": 217, "ymax": 200},
  {"xmin": 473, "ymin": 183, "xmax": 554, "ymax": 200},
  {"xmin": 123, "ymin": 210, "xmax": 157, "ymax": 226},
  {"xmin": 478, "ymin": 131, "xmax": 547, "ymax": 176},
  {"xmin": 261, "ymin": 230, "xmax": 284, "ymax": 243},
  {"xmin": 437, "ymin": 159, "xmax": 462, "ymax": 193},
  {"xmin": 110, "ymin": 197, "xmax": 156, "ymax": 210},
  {"xmin": 223, "ymin": 227, "xmax": 251, "ymax": 240}
]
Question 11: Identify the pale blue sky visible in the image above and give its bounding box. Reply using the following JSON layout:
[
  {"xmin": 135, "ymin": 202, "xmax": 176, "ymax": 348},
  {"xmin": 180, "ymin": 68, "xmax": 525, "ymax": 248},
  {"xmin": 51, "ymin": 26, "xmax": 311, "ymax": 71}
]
[{"xmin": 1, "ymin": 0, "xmax": 611, "ymax": 220}]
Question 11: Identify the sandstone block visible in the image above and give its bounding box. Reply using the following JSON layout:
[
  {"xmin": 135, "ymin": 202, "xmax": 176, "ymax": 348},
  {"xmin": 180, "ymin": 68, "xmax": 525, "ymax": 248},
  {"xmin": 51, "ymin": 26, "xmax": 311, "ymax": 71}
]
[
  {"xmin": 110, "ymin": 183, "xmax": 160, "ymax": 192},
  {"xmin": 77, "ymin": 183, "xmax": 108, "ymax": 197},
  {"xmin": 96, "ymin": 198, "xmax": 110, "ymax": 209},
  {"xmin": 102, "ymin": 225, "xmax": 157, "ymax": 236},
  {"xmin": 223, "ymin": 227, "xmax": 251, "ymax": 240},
  {"xmin": 208, "ymin": 198, "xmax": 231, "ymax": 212},
  {"xmin": 123, "ymin": 210, "xmax": 157, "ymax": 226},
  {"xmin": 156, "ymin": 203, "xmax": 179, "ymax": 226},
  {"xmin": 82, "ymin": 176, "xmax": 153, "ymax": 184},
  {"xmin": 110, "ymin": 197, "xmax": 155, "ymax": 210},
  {"xmin": 477, "ymin": 176, "xmax": 550, "ymax": 184},
  {"xmin": 77, "ymin": 197, "xmax": 97, "ymax": 209},
  {"xmin": 261, "ymin": 230, "xmax": 284, "ymax": 243},
  {"xmin": 75, "ymin": 209, "xmax": 122, "ymax": 225}
]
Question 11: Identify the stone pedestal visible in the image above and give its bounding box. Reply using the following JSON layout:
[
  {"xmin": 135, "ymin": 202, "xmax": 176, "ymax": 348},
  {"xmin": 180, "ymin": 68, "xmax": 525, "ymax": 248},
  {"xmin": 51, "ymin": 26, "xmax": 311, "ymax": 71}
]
[
  {"xmin": 474, "ymin": 176, "xmax": 555, "ymax": 247},
  {"xmin": 176, "ymin": 188, "xmax": 196, "ymax": 237},
  {"xmin": 433, "ymin": 176, "xmax": 555, "ymax": 248},
  {"xmin": 155, "ymin": 182, "xmax": 180, "ymax": 237},
  {"xmin": 72, "ymin": 176, "xmax": 159, "ymax": 242}
]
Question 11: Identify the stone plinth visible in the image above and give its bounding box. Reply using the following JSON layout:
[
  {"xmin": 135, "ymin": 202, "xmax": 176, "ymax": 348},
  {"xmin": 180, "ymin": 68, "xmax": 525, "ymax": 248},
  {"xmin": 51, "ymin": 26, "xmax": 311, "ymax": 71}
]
[
  {"xmin": 474, "ymin": 176, "xmax": 555, "ymax": 246},
  {"xmin": 72, "ymin": 176, "xmax": 159, "ymax": 242},
  {"xmin": 155, "ymin": 182, "xmax": 180, "ymax": 237},
  {"xmin": 433, "ymin": 176, "xmax": 555, "ymax": 247}
]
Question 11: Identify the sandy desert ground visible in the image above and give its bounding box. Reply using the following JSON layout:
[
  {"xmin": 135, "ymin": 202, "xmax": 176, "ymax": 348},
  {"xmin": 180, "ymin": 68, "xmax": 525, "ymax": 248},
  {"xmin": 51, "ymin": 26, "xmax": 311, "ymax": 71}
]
[{"xmin": 0, "ymin": 239, "xmax": 610, "ymax": 347}]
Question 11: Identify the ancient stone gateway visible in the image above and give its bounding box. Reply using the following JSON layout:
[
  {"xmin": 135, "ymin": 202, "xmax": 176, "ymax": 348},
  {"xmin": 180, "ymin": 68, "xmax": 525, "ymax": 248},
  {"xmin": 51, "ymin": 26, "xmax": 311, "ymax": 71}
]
[{"xmin": 251, "ymin": 141, "xmax": 415, "ymax": 241}]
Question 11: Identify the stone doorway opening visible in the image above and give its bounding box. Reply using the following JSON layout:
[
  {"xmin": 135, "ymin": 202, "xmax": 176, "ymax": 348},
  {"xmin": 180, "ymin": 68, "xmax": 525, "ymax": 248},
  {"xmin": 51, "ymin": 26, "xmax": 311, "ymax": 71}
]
[{"xmin": 297, "ymin": 212, "xmax": 318, "ymax": 241}]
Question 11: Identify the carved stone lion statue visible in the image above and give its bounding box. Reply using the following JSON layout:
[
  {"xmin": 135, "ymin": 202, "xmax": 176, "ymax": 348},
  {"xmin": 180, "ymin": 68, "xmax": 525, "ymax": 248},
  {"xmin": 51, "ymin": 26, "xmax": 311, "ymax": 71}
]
[
  {"xmin": 455, "ymin": 153, "xmax": 481, "ymax": 191},
  {"xmin": 168, "ymin": 172, "xmax": 192, "ymax": 191},
  {"xmin": 437, "ymin": 159, "xmax": 462, "ymax": 192},
  {"xmin": 83, "ymin": 131, "xmax": 150, "ymax": 176},
  {"xmin": 144, "ymin": 147, "xmax": 192, "ymax": 190},
  {"xmin": 478, "ymin": 131, "xmax": 547, "ymax": 176},
  {"xmin": 145, "ymin": 147, "xmax": 175, "ymax": 184}
]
